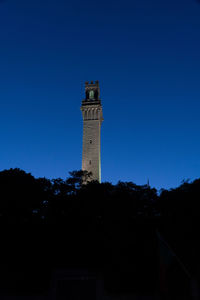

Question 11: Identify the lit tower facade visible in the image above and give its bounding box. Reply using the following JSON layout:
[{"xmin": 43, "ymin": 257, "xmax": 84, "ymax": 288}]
[{"xmin": 81, "ymin": 81, "xmax": 103, "ymax": 182}]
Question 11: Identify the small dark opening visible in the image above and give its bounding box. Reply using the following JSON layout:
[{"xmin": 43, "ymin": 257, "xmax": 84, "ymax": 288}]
[
  {"xmin": 90, "ymin": 140, "xmax": 92, "ymax": 144},
  {"xmin": 89, "ymin": 160, "xmax": 92, "ymax": 165}
]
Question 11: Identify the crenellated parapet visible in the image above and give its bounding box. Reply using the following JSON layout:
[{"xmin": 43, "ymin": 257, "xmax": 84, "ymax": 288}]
[{"xmin": 81, "ymin": 80, "xmax": 103, "ymax": 123}]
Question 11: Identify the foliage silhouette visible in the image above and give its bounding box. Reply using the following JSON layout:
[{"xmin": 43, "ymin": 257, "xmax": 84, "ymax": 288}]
[{"xmin": 0, "ymin": 168, "xmax": 200, "ymax": 297}]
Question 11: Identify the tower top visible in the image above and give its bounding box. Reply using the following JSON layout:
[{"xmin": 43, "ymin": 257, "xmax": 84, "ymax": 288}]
[
  {"xmin": 85, "ymin": 80, "xmax": 99, "ymax": 86},
  {"xmin": 82, "ymin": 80, "xmax": 101, "ymax": 106}
]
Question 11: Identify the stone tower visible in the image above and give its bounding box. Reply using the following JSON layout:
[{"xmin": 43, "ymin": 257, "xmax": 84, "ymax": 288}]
[{"xmin": 81, "ymin": 81, "xmax": 103, "ymax": 183}]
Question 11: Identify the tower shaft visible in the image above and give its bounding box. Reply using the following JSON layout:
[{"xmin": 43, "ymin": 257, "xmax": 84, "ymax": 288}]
[{"xmin": 81, "ymin": 81, "xmax": 103, "ymax": 183}]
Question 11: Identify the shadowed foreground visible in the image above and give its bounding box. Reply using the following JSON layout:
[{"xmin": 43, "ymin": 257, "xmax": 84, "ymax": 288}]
[{"xmin": 0, "ymin": 168, "xmax": 200, "ymax": 299}]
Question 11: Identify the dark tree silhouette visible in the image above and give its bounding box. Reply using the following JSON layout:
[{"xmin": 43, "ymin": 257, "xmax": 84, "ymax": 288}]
[{"xmin": 1, "ymin": 167, "xmax": 200, "ymax": 298}]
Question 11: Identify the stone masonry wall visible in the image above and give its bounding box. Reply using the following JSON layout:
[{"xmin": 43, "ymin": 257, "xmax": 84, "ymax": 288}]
[{"xmin": 82, "ymin": 119, "xmax": 101, "ymax": 182}]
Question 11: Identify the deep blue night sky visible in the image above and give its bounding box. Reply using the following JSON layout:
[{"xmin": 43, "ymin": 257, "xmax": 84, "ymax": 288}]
[{"xmin": 0, "ymin": 0, "xmax": 200, "ymax": 189}]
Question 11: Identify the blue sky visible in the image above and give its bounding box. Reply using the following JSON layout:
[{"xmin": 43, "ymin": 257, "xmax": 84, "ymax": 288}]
[{"xmin": 0, "ymin": 0, "xmax": 200, "ymax": 189}]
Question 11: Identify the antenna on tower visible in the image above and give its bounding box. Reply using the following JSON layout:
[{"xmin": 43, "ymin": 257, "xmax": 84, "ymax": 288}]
[{"xmin": 147, "ymin": 178, "xmax": 150, "ymax": 187}]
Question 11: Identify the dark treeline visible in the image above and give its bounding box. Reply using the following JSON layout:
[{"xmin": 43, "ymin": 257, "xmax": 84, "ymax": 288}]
[
  {"xmin": 0, "ymin": 168, "xmax": 199, "ymax": 228},
  {"xmin": 0, "ymin": 168, "xmax": 199, "ymax": 297},
  {"xmin": 0, "ymin": 168, "xmax": 159, "ymax": 224}
]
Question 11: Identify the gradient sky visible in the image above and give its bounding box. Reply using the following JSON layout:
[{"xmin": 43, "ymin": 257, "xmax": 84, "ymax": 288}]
[{"xmin": 0, "ymin": 0, "xmax": 200, "ymax": 189}]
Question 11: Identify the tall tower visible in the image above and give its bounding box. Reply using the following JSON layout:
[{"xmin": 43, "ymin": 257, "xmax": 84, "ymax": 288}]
[{"xmin": 81, "ymin": 81, "xmax": 103, "ymax": 183}]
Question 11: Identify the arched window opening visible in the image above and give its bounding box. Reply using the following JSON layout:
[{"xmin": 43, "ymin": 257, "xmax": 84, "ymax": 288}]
[{"xmin": 89, "ymin": 90, "xmax": 94, "ymax": 99}]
